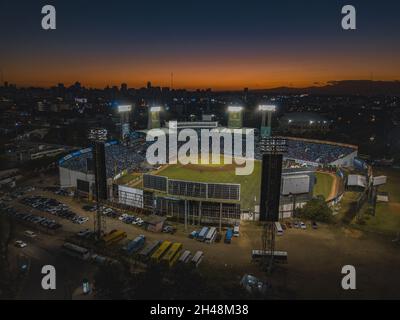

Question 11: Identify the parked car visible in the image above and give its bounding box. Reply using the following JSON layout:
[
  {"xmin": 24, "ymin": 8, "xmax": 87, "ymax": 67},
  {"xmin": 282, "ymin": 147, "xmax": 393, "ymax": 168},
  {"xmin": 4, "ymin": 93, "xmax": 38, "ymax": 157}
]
[
  {"xmin": 15, "ymin": 240, "xmax": 27, "ymax": 248},
  {"xmin": 163, "ymin": 226, "xmax": 176, "ymax": 234},
  {"xmin": 77, "ymin": 229, "xmax": 91, "ymax": 237},
  {"xmin": 300, "ymin": 222, "xmax": 306, "ymax": 229}
]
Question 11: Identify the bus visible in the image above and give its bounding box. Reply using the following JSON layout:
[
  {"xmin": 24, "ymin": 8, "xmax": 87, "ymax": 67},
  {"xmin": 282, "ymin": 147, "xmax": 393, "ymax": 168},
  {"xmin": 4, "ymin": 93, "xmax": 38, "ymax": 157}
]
[
  {"xmin": 62, "ymin": 242, "xmax": 90, "ymax": 260},
  {"xmin": 191, "ymin": 251, "xmax": 204, "ymax": 267},
  {"xmin": 138, "ymin": 240, "xmax": 162, "ymax": 261},
  {"xmin": 151, "ymin": 240, "xmax": 172, "ymax": 263},
  {"xmin": 101, "ymin": 230, "xmax": 127, "ymax": 246},
  {"xmin": 275, "ymin": 222, "xmax": 284, "ymax": 236},
  {"xmin": 178, "ymin": 250, "xmax": 192, "ymax": 264},
  {"xmin": 162, "ymin": 242, "xmax": 183, "ymax": 267},
  {"xmin": 197, "ymin": 227, "xmax": 209, "ymax": 242},
  {"xmin": 205, "ymin": 227, "xmax": 217, "ymax": 244}
]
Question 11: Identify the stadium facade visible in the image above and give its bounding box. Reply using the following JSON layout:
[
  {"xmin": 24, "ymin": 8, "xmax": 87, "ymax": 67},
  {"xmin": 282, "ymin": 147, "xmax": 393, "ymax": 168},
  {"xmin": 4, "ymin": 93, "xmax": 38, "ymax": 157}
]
[{"xmin": 58, "ymin": 122, "xmax": 357, "ymax": 224}]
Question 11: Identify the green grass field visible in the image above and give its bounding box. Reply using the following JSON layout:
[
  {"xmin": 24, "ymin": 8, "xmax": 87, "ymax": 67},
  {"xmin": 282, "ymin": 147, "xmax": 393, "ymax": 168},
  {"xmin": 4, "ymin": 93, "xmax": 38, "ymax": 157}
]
[{"xmin": 313, "ymin": 172, "xmax": 334, "ymax": 200}]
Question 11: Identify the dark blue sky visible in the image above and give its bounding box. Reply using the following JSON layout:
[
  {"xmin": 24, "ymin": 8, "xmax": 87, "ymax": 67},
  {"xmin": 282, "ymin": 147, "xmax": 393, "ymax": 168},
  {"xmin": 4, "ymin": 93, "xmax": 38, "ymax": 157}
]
[{"xmin": 1, "ymin": 0, "xmax": 399, "ymax": 89}]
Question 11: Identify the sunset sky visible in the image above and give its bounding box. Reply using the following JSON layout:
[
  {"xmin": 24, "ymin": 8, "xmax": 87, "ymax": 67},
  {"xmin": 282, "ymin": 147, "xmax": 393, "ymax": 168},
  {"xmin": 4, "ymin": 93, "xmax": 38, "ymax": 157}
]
[{"xmin": 1, "ymin": 0, "xmax": 399, "ymax": 90}]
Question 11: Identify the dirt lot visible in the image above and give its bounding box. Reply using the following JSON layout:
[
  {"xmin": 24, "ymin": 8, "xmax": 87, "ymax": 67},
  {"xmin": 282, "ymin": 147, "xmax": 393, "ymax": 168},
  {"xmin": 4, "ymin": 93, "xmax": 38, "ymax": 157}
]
[{"xmin": 12, "ymin": 186, "xmax": 400, "ymax": 300}]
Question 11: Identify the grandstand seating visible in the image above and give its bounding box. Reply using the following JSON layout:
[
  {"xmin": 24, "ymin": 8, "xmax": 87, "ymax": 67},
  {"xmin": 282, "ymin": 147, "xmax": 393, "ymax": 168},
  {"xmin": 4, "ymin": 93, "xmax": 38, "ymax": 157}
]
[
  {"xmin": 60, "ymin": 140, "xmax": 147, "ymax": 178},
  {"xmin": 60, "ymin": 136, "xmax": 357, "ymax": 177}
]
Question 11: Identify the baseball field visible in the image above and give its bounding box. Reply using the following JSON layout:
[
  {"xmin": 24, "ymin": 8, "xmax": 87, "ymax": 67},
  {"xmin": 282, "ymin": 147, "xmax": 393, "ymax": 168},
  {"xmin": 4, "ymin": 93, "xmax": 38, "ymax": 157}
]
[{"xmin": 119, "ymin": 158, "xmax": 336, "ymax": 210}]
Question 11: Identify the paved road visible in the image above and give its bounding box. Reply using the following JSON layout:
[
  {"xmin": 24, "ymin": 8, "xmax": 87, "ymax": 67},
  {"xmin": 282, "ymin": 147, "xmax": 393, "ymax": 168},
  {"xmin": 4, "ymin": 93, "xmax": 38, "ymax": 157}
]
[{"xmin": 9, "ymin": 228, "xmax": 96, "ymax": 300}]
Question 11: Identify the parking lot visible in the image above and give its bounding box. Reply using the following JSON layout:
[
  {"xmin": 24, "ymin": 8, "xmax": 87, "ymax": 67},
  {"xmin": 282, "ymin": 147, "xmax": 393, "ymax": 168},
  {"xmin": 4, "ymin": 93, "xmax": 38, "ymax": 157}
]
[
  {"xmin": 20, "ymin": 195, "xmax": 89, "ymax": 225},
  {"xmin": 3, "ymin": 184, "xmax": 400, "ymax": 299}
]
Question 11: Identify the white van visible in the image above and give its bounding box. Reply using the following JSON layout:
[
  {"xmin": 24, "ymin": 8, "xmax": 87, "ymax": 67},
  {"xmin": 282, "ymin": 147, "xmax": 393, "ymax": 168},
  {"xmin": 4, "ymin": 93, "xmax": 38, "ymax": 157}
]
[
  {"xmin": 24, "ymin": 230, "xmax": 37, "ymax": 238},
  {"xmin": 233, "ymin": 225, "xmax": 240, "ymax": 237}
]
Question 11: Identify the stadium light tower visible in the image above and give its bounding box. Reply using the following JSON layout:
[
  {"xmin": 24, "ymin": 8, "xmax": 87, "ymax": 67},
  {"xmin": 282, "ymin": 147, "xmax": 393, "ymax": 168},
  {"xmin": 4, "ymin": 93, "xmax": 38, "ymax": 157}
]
[
  {"xmin": 227, "ymin": 106, "xmax": 243, "ymax": 128},
  {"xmin": 148, "ymin": 106, "xmax": 162, "ymax": 129},
  {"xmin": 259, "ymin": 137, "xmax": 287, "ymax": 273},
  {"xmin": 118, "ymin": 104, "xmax": 132, "ymax": 142},
  {"xmin": 88, "ymin": 128, "xmax": 108, "ymax": 240},
  {"xmin": 258, "ymin": 104, "xmax": 276, "ymax": 138}
]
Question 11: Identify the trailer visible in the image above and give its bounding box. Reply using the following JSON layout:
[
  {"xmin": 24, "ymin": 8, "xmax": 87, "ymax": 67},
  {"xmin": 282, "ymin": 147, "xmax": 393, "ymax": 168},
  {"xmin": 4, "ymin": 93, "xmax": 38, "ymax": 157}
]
[
  {"xmin": 122, "ymin": 235, "xmax": 145, "ymax": 255},
  {"xmin": 138, "ymin": 240, "xmax": 162, "ymax": 261},
  {"xmin": 101, "ymin": 230, "xmax": 127, "ymax": 246},
  {"xmin": 151, "ymin": 240, "xmax": 172, "ymax": 263},
  {"xmin": 178, "ymin": 250, "xmax": 192, "ymax": 264},
  {"xmin": 224, "ymin": 228, "xmax": 233, "ymax": 244},
  {"xmin": 205, "ymin": 227, "xmax": 217, "ymax": 244},
  {"xmin": 191, "ymin": 251, "xmax": 204, "ymax": 267},
  {"xmin": 62, "ymin": 242, "xmax": 90, "ymax": 260},
  {"xmin": 197, "ymin": 227, "xmax": 209, "ymax": 242},
  {"xmin": 162, "ymin": 242, "xmax": 183, "ymax": 267},
  {"xmin": 251, "ymin": 250, "xmax": 288, "ymax": 263}
]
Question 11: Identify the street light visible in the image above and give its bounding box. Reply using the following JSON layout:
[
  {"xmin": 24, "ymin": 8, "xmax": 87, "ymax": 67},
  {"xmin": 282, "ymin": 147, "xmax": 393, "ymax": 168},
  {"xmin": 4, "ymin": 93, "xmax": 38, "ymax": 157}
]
[
  {"xmin": 148, "ymin": 106, "xmax": 162, "ymax": 129},
  {"xmin": 258, "ymin": 105, "xmax": 276, "ymax": 112},
  {"xmin": 227, "ymin": 106, "xmax": 243, "ymax": 128},
  {"xmin": 150, "ymin": 106, "xmax": 162, "ymax": 112},
  {"xmin": 227, "ymin": 106, "xmax": 243, "ymax": 112},
  {"xmin": 117, "ymin": 105, "xmax": 132, "ymax": 113}
]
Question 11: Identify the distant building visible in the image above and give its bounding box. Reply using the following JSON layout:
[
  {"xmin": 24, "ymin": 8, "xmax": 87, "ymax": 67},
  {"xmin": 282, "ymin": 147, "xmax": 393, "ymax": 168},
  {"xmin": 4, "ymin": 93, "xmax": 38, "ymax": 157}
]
[
  {"xmin": 145, "ymin": 215, "xmax": 166, "ymax": 232},
  {"xmin": 279, "ymin": 112, "xmax": 331, "ymax": 134}
]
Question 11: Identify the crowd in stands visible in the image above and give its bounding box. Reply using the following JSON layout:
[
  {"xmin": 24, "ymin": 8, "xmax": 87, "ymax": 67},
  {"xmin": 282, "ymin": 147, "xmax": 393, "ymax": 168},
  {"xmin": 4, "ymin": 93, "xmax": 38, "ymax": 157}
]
[
  {"xmin": 60, "ymin": 136, "xmax": 356, "ymax": 176},
  {"xmin": 284, "ymin": 139, "xmax": 355, "ymax": 164},
  {"xmin": 60, "ymin": 139, "xmax": 147, "ymax": 178}
]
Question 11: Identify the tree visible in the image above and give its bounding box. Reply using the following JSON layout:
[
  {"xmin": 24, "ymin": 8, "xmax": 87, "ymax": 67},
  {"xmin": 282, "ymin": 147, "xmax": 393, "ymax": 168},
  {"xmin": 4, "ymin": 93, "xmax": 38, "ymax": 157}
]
[
  {"xmin": 297, "ymin": 196, "xmax": 333, "ymax": 223},
  {"xmin": 0, "ymin": 212, "xmax": 16, "ymax": 299},
  {"xmin": 93, "ymin": 263, "xmax": 129, "ymax": 299}
]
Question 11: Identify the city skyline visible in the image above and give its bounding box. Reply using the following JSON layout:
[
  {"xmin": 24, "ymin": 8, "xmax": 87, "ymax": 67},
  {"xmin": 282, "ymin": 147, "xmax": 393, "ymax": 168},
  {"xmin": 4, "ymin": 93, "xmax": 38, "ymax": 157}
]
[{"xmin": 1, "ymin": 0, "xmax": 400, "ymax": 89}]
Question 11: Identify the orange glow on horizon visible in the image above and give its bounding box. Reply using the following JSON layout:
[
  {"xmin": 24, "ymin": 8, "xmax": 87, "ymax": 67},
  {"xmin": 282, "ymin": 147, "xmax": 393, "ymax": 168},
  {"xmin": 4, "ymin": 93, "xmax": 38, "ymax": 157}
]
[{"xmin": 4, "ymin": 52, "xmax": 400, "ymax": 90}]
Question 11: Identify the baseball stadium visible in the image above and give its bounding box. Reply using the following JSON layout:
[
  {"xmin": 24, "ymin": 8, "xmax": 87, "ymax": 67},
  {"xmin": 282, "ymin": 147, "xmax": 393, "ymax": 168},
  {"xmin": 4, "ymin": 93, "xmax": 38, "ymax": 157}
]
[{"xmin": 58, "ymin": 109, "xmax": 358, "ymax": 226}]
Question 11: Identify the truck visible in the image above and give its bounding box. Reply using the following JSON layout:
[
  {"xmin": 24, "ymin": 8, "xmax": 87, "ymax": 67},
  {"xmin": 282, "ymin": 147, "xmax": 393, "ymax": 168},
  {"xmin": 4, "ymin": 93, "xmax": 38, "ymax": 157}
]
[
  {"xmin": 122, "ymin": 235, "xmax": 145, "ymax": 255},
  {"xmin": 189, "ymin": 230, "xmax": 199, "ymax": 239},
  {"xmin": 275, "ymin": 222, "xmax": 284, "ymax": 236},
  {"xmin": 224, "ymin": 228, "xmax": 233, "ymax": 244},
  {"xmin": 233, "ymin": 225, "xmax": 240, "ymax": 237}
]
